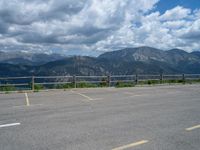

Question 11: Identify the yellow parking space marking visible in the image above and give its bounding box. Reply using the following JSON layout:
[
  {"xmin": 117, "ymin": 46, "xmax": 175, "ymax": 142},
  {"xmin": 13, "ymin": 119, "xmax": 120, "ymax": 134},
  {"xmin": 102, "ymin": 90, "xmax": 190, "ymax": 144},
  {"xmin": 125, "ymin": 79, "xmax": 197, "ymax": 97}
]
[
  {"xmin": 124, "ymin": 92, "xmax": 134, "ymax": 95},
  {"xmin": 76, "ymin": 92, "xmax": 93, "ymax": 100},
  {"xmin": 112, "ymin": 140, "xmax": 149, "ymax": 150},
  {"xmin": 124, "ymin": 92, "xmax": 143, "ymax": 97},
  {"xmin": 0, "ymin": 123, "xmax": 21, "ymax": 128},
  {"xmin": 186, "ymin": 124, "xmax": 200, "ymax": 131},
  {"xmin": 13, "ymin": 104, "xmax": 43, "ymax": 108},
  {"xmin": 71, "ymin": 90, "xmax": 93, "ymax": 101},
  {"xmin": 25, "ymin": 93, "xmax": 30, "ymax": 106},
  {"xmin": 91, "ymin": 98, "xmax": 103, "ymax": 101},
  {"xmin": 129, "ymin": 94, "xmax": 143, "ymax": 97}
]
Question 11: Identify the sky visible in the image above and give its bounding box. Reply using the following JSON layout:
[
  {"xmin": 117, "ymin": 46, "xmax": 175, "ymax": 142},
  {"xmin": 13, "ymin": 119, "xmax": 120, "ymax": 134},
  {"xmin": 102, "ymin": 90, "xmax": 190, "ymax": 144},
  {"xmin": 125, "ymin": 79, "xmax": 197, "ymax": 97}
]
[{"xmin": 0, "ymin": 0, "xmax": 200, "ymax": 56}]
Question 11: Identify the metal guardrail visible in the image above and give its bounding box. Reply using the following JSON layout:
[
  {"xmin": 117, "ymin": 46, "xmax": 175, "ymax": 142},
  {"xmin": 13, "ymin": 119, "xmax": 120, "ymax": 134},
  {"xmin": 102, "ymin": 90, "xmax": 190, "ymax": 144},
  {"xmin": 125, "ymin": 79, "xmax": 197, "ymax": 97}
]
[{"xmin": 0, "ymin": 74, "xmax": 200, "ymax": 91}]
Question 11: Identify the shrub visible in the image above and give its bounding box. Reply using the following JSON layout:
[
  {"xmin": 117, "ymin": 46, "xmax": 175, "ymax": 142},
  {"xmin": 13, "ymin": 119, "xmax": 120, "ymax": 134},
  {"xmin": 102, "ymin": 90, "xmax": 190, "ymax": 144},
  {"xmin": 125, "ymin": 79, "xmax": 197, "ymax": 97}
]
[
  {"xmin": 99, "ymin": 78, "xmax": 108, "ymax": 87},
  {"xmin": 177, "ymin": 80, "xmax": 184, "ymax": 83},
  {"xmin": 147, "ymin": 80, "xmax": 160, "ymax": 85}
]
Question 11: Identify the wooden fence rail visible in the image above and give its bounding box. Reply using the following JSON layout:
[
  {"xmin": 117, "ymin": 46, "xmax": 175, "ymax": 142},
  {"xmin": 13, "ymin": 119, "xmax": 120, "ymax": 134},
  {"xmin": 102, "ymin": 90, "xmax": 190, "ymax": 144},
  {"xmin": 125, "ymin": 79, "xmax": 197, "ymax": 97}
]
[{"xmin": 0, "ymin": 74, "xmax": 200, "ymax": 91}]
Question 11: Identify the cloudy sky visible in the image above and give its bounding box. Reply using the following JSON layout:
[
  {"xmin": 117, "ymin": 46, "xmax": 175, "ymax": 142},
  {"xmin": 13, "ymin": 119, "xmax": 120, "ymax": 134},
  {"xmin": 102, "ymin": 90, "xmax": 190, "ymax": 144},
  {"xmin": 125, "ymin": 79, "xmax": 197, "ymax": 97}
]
[{"xmin": 0, "ymin": 0, "xmax": 200, "ymax": 56}]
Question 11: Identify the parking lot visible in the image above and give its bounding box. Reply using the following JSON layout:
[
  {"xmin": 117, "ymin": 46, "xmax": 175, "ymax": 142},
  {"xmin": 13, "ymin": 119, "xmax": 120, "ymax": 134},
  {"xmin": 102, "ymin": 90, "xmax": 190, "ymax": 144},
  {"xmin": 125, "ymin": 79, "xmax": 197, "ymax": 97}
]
[{"xmin": 0, "ymin": 84, "xmax": 200, "ymax": 150}]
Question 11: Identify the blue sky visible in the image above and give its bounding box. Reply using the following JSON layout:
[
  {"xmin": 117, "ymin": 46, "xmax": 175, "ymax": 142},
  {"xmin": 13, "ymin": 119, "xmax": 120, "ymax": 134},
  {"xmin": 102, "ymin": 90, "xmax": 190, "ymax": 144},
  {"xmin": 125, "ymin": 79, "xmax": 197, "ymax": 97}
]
[
  {"xmin": 0, "ymin": 0, "xmax": 200, "ymax": 56},
  {"xmin": 157, "ymin": 0, "xmax": 200, "ymax": 13}
]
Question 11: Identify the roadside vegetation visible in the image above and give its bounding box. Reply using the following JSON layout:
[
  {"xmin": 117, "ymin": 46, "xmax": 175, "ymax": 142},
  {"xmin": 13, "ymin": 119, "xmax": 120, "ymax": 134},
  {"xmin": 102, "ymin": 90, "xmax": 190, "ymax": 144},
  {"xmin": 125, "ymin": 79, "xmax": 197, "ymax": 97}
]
[
  {"xmin": 0, "ymin": 85, "xmax": 16, "ymax": 94},
  {"xmin": 34, "ymin": 84, "xmax": 45, "ymax": 92},
  {"xmin": 115, "ymin": 81, "xmax": 135, "ymax": 88},
  {"xmin": 1, "ymin": 78, "xmax": 200, "ymax": 92},
  {"xmin": 138, "ymin": 79, "xmax": 186, "ymax": 85}
]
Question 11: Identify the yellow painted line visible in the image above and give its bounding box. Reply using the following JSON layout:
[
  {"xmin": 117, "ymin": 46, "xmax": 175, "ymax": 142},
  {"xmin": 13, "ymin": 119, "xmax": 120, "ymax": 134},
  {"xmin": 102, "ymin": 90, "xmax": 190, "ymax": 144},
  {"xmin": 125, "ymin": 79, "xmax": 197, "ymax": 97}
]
[
  {"xmin": 186, "ymin": 124, "xmax": 200, "ymax": 131},
  {"xmin": 0, "ymin": 123, "xmax": 21, "ymax": 128},
  {"xmin": 13, "ymin": 104, "xmax": 43, "ymax": 108},
  {"xmin": 124, "ymin": 92, "xmax": 143, "ymax": 97},
  {"xmin": 130, "ymin": 94, "xmax": 143, "ymax": 97},
  {"xmin": 124, "ymin": 92, "xmax": 134, "ymax": 95},
  {"xmin": 71, "ymin": 90, "xmax": 93, "ymax": 101},
  {"xmin": 112, "ymin": 140, "xmax": 149, "ymax": 150},
  {"xmin": 76, "ymin": 92, "xmax": 93, "ymax": 100},
  {"xmin": 92, "ymin": 98, "xmax": 103, "ymax": 101},
  {"xmin": 25, "ymin": 93, "xmax": 30, "ymax": 106}
]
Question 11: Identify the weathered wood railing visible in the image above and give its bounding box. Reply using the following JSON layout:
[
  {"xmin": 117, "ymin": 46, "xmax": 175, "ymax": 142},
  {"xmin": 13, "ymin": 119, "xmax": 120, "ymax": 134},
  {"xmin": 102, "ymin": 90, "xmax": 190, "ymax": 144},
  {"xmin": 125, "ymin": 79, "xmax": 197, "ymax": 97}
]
[{"xmin": 0, "ymin": 74, "xmax": 200, "ymax": 91}]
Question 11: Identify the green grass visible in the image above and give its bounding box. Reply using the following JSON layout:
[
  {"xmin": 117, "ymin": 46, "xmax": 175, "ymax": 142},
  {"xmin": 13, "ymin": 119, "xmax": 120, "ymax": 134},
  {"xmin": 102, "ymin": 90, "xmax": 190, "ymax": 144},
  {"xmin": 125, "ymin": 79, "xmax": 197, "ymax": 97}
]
[
  {"xmin": 184, "ymin": 79, "xmax": 200, "ymax": 84},
  {"xmin": 34, "ymin": 84, "xmax": 44, "ymax": 92},
  {"xmin": 76, "ymin": 82, "xmax": 98, "ymax": 88},
  {"xmin": 137, "ymin": 79, "xmax": 187, "ymax": 85},
  {"xmin": 115, "ymin": 81, "xmax": 135, "ymax": 88},
  {"xmin": 0, "ymin": 85, "xmax": 16, "ymax": 92},
  {"xmin": 163, "ymin": 79, "xmax": 185, "ymax": 84}
]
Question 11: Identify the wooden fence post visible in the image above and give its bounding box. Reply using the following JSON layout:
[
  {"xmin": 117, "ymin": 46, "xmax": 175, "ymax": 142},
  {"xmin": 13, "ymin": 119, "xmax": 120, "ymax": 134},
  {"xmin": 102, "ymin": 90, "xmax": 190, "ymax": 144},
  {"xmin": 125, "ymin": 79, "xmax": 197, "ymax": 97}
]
[
  {"xmin": 73, "ymin": 75, "xmax": 76, "ymax": 88},
  {"xmin": 182, "ymin": 74, "xmax": 185, "ymax": 82},
  {"xmin": 160, "ymin": 73, "xmax": 163, "ymax": 83},
  {"xmin": 135, "ymin": 74, "xmax": 138, "ymax": 84},
  {"xmin": 32, "ymin": 76, "xmax": 35, "ymax": 91},
  {"xmin": 107, "ymin": 75, "xmax": 111, "ymax": 87}
]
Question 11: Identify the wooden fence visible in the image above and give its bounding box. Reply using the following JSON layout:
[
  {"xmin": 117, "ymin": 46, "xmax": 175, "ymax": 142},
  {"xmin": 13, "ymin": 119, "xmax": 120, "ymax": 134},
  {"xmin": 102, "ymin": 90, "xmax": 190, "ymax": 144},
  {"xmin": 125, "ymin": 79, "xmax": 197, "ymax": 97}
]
[{"xmin": 0, "ymin": 74, "xmax": 200, "ymax": 91}]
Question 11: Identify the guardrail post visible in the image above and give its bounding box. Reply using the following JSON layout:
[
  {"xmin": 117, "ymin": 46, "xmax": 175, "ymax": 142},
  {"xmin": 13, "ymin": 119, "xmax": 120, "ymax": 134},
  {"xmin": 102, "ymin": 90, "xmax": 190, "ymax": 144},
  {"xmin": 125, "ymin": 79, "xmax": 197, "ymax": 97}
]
[
  {"xmin": 135, "ymin": 74, "xmax": 138, "ymax": 84},
  {"xmin": 107, "ymin": 75, "xmax": 111, "ymax": 87},
  {"xmin": 160, "ymin": 73, "xmax": 163, "ymax": 83},
  {"xmin": 73, "ymin": 75, "xmax": 76, "ymax": 88},
  {"xmin": 32, "ymin": 76, "xmax": 35, "ymax": 91}
]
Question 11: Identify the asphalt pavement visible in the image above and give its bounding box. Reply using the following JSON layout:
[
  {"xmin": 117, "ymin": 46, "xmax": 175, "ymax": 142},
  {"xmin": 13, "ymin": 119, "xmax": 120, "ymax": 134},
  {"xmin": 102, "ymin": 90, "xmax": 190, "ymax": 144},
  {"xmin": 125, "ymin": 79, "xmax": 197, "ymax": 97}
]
[{"xmin": 0, "ymin": 84, "xmax": 200, "ymax": 150}]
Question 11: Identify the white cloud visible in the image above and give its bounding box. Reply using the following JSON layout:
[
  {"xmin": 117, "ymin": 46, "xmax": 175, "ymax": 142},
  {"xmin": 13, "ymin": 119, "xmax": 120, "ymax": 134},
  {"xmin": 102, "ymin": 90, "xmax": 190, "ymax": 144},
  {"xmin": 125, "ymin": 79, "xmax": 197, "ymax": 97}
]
[
  {"xmin": 159, "ymin": 6, "xmax": 191, "ymax": 21},
  {"xmin": 163, "ymin": 20, "xmax": 188, "ymax": 29},
  {"xmin": 0, "ymin": 0, "xmax": 200, "ymax": 55}
]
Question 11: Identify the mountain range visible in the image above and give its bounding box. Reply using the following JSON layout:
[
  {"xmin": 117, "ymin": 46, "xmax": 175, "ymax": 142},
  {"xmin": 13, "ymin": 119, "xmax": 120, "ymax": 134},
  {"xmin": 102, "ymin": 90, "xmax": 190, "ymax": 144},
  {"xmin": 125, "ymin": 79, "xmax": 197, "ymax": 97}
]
[
  {"xmin": 0, "ymin": 46, "xmax": 200, "ymax": 77},
  {"xmin": 0, "ymin": 51, "xmax": 65, "ymax": 66}
]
